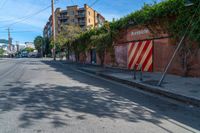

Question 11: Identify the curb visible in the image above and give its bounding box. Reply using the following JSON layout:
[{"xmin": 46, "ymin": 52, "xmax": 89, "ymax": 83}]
[{"xmin": 79, "ymin": 68, "xmax": 200, "ymax": 107}]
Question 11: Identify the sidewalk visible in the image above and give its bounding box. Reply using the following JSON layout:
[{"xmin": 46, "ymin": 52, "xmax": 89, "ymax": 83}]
[{"xmin": 71, "ymin": 63, "xmax": 200, "ymax": 107}]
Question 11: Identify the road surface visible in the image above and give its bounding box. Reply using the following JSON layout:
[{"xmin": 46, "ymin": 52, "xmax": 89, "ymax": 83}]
[{"xmin": 0, "ymin": 58, "xmax": 199, "ymax": 133}]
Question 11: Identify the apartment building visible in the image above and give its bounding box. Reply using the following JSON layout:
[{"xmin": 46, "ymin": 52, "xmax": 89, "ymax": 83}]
[
  {"xmin": 43, "ymin": 4, "xmax": 105, "ymax": 38},
  {"xmin": 43, "ymin": 16, "xmax": 52, "ymax": 38}
]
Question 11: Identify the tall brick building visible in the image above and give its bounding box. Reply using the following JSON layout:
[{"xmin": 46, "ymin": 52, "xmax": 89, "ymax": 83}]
[{"xmin": 43, "ymin": 4, "xmax": 105, "ymax": 38}]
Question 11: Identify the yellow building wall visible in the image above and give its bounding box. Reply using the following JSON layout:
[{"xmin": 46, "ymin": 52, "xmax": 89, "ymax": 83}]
[{"xmin": 85, "ymin": 5, "xmax": 96, "ymax": 28}]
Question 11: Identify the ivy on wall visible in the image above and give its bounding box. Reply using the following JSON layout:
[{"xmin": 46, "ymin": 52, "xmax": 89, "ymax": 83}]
[
  {"xmin": 110, "ymin": 0, "xmax": 200, "ymax": 44},
  {"xmin": 63, "ymin": 0, "xmax": 200, "ymax": 70}
]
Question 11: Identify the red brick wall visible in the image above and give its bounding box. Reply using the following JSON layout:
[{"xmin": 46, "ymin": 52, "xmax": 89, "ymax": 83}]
[
  {"xmin": 189, "ymin": 50, "xmax": 200, "ymax": 77},
  {"xmin": 114, "ymin": 26, "xmax": 200, "ymax": 77},
  {"xmin": 114, "ymin": 44, "xmax": 128, "ymax": 68},
  {"xmin": 95, "ymin": 50, "xmax": 112, "ymax": 66},
  {"xmin": 153, "ymin": 38, "xmax": 183, "ymax": 75},
  {"xmin": 85, "ymin": 51, "xmax": 91, "ymax": 64},
  {"xmin": 78, "ymin": 25, "xmax": 200, "ymax": 77},
  {"xmin": 153, "ymin": 38, "xmax": 200, "ymax": 76}
]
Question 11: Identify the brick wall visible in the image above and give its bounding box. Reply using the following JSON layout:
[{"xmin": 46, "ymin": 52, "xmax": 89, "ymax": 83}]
[
  {"xmin": 78, "ymin": 25, "xmax": 200, "ymax": 77},
  {"xmin": 114, "ymin": 26, "xmax": 200, "ymax": 77},
  {"xmin": 114, "ymin": 44, "xmax": 128, "ymax": 68}
]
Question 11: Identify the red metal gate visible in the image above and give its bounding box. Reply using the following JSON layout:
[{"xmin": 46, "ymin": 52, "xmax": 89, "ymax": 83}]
[{"xmin": 128, "ymin": 40, "xmax": 153, "ymax": 72}]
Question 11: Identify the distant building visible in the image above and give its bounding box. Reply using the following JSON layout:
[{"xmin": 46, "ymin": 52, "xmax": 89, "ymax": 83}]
[
  {"xmin": 19, "ymin": 45, "xmax": 26, "ymax": 51},
  {"xmin": 0, "ymin": 39, "xmax": 17, "ymax": 56},
  {"xmin": 25, "ymin": 42, "xmax": 35, "ymax": 49},
  {"xmin": 0, "ymin": 39, "xmax": 8, "ymax": 44},
  {"xmin": 43, "ymin": 4, "xmax": 105, "ymax": 39}
]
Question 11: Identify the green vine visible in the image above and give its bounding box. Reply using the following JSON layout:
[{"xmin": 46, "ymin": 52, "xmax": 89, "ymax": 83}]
[{"xmin": 68, "ymin": 0, "xmax": 200, "ymax": 70}]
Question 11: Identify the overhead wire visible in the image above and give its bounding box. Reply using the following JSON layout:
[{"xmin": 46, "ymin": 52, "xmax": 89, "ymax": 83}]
[
  {"xmin": 0, "ymin": 6, "xmax": 51, "ymax": 28},
  {"xmin": 0, "ymin": 0, "xmax": 60, "ymax": 28},
  {"xmin": 0, "ymin": 0, "xmax": 7, "ymax": 9},
  {"xmin": 90, "ymin": 0, "xmax": 100, "ymax": 7},
  {"xmin": 71, "ymin": 0, "xmax": 75, "ymax": 5},
  {"xmin": 0, "ymin": 30, "xmax": 40, "ymax": 33},
  {"xmin": 0, "ymin": 1, "xmax": 42, "ymax": 22}
]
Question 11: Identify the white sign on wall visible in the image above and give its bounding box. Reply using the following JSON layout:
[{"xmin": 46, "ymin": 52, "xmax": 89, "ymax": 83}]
[{"xmin": 130, "ymin": 29, "xmax": 149, "ymax": 36}]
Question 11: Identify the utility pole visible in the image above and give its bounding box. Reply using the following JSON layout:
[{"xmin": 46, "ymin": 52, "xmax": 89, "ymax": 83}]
[
  {"xmin": 51, "ymin": 0, "xmax": 56, "ymax": 60},
  {"xmin": 16, "ymin": 41, "xmax": 19, "ymax": 52},
  {"xmin": 7, "ymin": 28, "xmax": 11, "ymax": 51}
]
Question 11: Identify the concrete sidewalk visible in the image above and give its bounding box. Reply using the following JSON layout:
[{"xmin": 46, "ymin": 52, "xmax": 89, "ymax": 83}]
[{"xmin": 71, "ymin": 64, "xmax": 200, "ymax": 107}]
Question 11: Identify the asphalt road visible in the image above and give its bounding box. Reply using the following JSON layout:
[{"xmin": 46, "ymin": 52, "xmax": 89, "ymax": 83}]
[{"xmin": 0, "ymin": 58, "xmax": 199, "ymax": 133}]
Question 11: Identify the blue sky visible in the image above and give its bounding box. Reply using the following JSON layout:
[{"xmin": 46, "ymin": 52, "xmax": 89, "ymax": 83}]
[{"xmin": 0, "ymin": 0, "xmax": 162, "ymax": 44}]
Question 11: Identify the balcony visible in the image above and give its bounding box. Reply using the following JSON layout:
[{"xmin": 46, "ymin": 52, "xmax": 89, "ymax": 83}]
[
  {"xmin": 79, "ymin": 8, "xmax": 85, "ymax": 11},
  {"xmin": 79, "ymin": 21, "xmax": 85, "ymax": 26},
  {"xmin": 78, "ymin": 13, "xmax": 85, "ymax": 18},
  {"xmin": 59, "ymin": 15, "xmax": 68, "ymax": 19}
]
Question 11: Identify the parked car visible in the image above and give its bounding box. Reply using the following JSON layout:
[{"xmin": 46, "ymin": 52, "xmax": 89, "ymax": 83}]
[
  {"xmin": 28, "ymin": 52, "xmax": 38, "ymax": 58},
  {"xmin": 21, "ymin": 51, "xmax": 28, "ymax": 58}
]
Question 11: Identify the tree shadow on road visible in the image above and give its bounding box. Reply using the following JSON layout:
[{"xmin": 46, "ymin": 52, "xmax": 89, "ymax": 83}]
[
  {"xmin": 0, "ymin": 84, "xmax": 163, "ymax": 129},
  {"xmin": 0, "ymin": 60, "xmax": 199, "ymax": 133}
]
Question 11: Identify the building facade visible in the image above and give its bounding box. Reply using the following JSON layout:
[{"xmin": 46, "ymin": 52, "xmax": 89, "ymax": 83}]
[
  {"xmin": 25, "ymin": 42, "xmax": 35, "ymax": 49},
  {"xmin": 77, "ymin": 23, "xmax": 200, "ymax": 77},
  {"xmin": 43, "ymin": 4, "xmax": 105, "ymax": 39},
  {"xmin": 0, "ymin": 39, "xmax": 18, "ymax": 56}
]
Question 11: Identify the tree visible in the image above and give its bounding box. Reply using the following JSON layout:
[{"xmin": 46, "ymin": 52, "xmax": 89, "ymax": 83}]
[
  {"xmin": 23, "ymin": 47, "xmax": 34, "ymax": 53},
  {"xmin": 0, "ymin": 48, "xmax": 5, "ymax": 57},
  {"xmin": 90, "ymin": 22, "xmax": 117, "ymax": 66},
  {"xmin": 56, "ymin": 25, "xmax": 83, "ymax": 60},
  {"xmin": 34, "ymin": 36, "xmax": 44, "ymax": 53},
  {"xmin": 71, "ymin": 29, "xmax": 96, "ymax": 63},
  {"xmin": 44, "ymin": 37, "xmax": 52, "ymax": 57}
]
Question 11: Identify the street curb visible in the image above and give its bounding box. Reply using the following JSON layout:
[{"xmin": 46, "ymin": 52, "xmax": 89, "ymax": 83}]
[{"xmin": 79, "ymin": 68, "xmax": 200, "ymax": 107}]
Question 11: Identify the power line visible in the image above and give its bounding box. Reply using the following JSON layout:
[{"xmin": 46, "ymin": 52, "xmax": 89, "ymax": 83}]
[
  {"xmin": 0, "ymin": 6, "xmax": 51, "ymax": 28},
  {"xmin": 0, "ymin": 31, "xmax": 40, "ymax": 33},
  {"xmin": 0, "ymin": 0, "xmax": 60, "ymax": 28},
  {"xmin": 90, "ymin": 0, "xmax": 100, "ymax": 7},
  {"xmin": 71, "ymin": 0, "xmax": 75, "ymax": 5},
  {"xmin": 0, "ymin": 0, "xmax": 7, "ymax": 9}
]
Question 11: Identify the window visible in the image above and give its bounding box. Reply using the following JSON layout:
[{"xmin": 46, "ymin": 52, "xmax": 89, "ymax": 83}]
[
  {"xmin": 70, "ymin": 11, "xmax": 74, "ymax": 15},
  {"xmin": 88, "ymin": 11, "xmax": 90, "ymax": 16},
  {"xmin": 88, "ymin": 19, "xmax": 90, "ymax": 23}
]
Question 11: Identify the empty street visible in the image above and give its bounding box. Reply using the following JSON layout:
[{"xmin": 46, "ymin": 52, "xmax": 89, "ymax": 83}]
[{"xmin": 0, "ymin": 58, "xmax": 199, "ymax": 133}]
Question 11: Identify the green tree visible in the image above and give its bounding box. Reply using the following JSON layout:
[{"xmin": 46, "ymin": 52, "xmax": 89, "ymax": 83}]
[
  {"xmin": 23, "ymin": 47, "xmax": 34, "ymax": 53},
  {"xmin": 0, "ymin": 48, "xmax": 5, "ymax": 57},
  {"xmin": 71, "ymin": 29, "xmax": 96, "ymax": 63},
  {"xmin": 34, "ymin": 36, "xmax": 44, "ymax": 53},
  {"xmin": 56, "ymin": 25, "xmax": 83, "ymax": 60},
  {"xmin": 90, "ymin": 22, "xmax": 117, "ymax": 66},
  {"xmin": 44, "ymin": 37, "xmax": 51, "ymax": 57}
]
